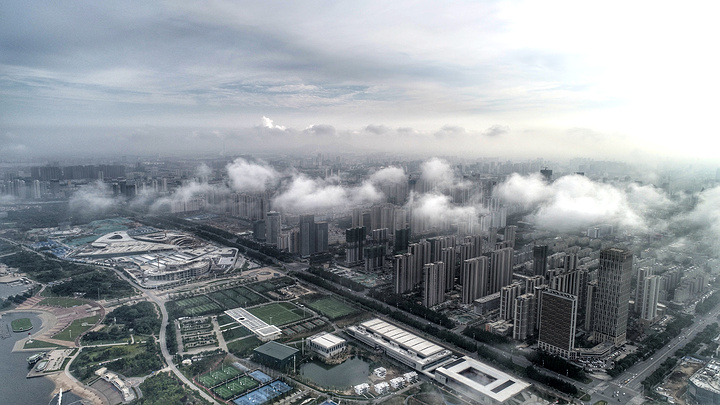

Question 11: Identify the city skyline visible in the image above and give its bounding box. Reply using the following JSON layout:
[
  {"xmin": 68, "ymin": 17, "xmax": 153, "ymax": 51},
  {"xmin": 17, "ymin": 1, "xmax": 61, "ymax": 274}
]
[{"xmin": 2, "ymin": 1, "xmax": 719, "ymax": 163}]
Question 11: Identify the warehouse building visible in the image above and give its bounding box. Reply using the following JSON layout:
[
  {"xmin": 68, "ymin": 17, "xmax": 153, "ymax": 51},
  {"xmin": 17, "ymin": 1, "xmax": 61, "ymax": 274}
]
[{"xmin": 252, "ymin": 341, "xmax": 299, "ymax": 371}]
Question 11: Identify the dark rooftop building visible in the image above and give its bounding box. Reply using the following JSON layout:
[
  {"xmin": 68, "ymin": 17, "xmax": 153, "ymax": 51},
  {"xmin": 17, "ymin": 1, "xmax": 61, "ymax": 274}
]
[{"xmin": 253, "ymin": 341, "xmax": 299, "ymax": 371}]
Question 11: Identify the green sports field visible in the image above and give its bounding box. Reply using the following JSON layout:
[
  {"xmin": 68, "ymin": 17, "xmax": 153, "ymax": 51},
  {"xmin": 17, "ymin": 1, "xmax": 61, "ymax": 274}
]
[
  {"xmin": 306, "ymin": 296, "xmax": 357, "ymax": 319},
  {"xmin": 198, "ymin": 365, "xmax": 241, "ymax": 388},
  {"xmin": 247, "ymin": 302, "xmax": 310, "ymax": 326},
  {"xmin": 211, "ymin": 376, "xmax": 258, "ymax": 399}
]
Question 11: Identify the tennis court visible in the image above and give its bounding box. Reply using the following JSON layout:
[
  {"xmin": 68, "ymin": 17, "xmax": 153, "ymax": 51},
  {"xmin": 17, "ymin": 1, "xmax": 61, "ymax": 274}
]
[
  {"xmin": 198, "ymin": 365, "xmax": 241, "ymax": 388},
  {"xmin": 212, "ymin": 376, "xmax": 259, "ymax": 400},
  {"xmin": 232, "ymin": 381, "xmax": 292, "ymax": 405}
]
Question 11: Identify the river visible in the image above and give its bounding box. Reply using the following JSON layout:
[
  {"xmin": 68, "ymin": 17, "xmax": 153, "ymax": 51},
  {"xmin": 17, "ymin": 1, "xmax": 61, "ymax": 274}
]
[{"xmin": 0, "ymin": 311, "xmax": 84, "ymax": 405}]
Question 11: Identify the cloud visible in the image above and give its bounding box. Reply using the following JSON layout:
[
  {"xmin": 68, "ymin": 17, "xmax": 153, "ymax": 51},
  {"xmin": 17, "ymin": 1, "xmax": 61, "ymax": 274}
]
[
  {"xmin": 494, "ymin": 173, "xmax": 659, "ymax": 232},
  {"xmin": 420, "ymin": 158, "xmax": 457, "ymax": 190},
  {"xmin": 272, "ymin": 174, "xmax": 383, "ymax": 213},
  {"xmin": 195, "ymin": 163, "xmax": 212, "ymax": 180},
  {"xmin": 408, "ymin": 192, "xmax": 486, "ymax": 228},
  {"xmin": 303, "ymin": 124, "xmax": 337, "ymax": 137},
  {"xmin": 364, "ymin": 124, "xmax": 390, "ymax": 135},
  {"xmin": 68, "ymin": 181, "xmax": 118, "ymax": 214},
  {"xmin": 369, "ymin": 166, "xmax": 406, "ymax": 185},
  {"xmin": 482, "ymin": 125, "xmax": 509, "ymax": 137},
  {"xmin": 434, "ymin": 125, "xmax": 466, "ymax": 139},
  {"xmin": 262, "ymin": 116, "xmax": 286, "ymax": 131},
  {"xmin": 226, "ymin": 158, "xmax": 279, "ymax": 193},
  {"xmin": 494, "ymin": 173, "xmax": 553, "ymax": 209}
]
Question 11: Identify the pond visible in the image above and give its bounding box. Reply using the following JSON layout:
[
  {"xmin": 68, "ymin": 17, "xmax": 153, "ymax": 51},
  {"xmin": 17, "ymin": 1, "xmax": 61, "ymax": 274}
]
[{"xmin": 299, "ymin": 356, "xmax": 371, "ymax": 389}]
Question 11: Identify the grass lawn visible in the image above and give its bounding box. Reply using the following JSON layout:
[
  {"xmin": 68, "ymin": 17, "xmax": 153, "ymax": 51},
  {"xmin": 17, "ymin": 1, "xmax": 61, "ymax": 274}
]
[
  {"xmin": 306, "ymin": 296, "xmax": 357, "ymax": 319},
  {"xmin": 11, "ymin": 317, "xmax": 33, "ymax": 332},
  {"xmin": 226, "ymin": 336, "xmax": 262, "ymax": 357},
  {"xmin": 222, "ymin": 325, "xmax": 252, "ymax": 341},
  {"xmin": 247, "ymin": 302, "xmax": 309, "ymax": 326},
  {"xmin": 24, "ymin": 339, "xmax": 67, "ymax": 349},
  {"xmin": 53, "ymin": 314, "xmax": 101, "ymax": 341},
  {"xmin": 39, "ymin": 297, "xmax": 87, "ymax": 307}
]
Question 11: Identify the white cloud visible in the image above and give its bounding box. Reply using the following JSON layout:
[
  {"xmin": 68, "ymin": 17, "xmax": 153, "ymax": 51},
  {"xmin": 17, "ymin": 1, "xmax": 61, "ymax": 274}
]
[
  {"xmin": 226, "ymin": 158, "xmax": 279, "ymax": 193},
  {"xmin": 262, "ymin": 116, "xmax": 286, "ymax": 131},
  {"xmin": 272, "ymin": 174, "xmax": 383, "ymax": 213}
]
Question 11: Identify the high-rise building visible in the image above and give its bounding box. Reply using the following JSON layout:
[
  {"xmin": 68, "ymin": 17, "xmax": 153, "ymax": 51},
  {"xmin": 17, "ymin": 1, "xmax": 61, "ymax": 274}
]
[
  {"xmin": 591, "ymin": 248, "xmax": 633, "ymax": 345},
  {"xmin": 640, "ymin": 275, "xmax": 660, "ymax": 322},
  {"xmin": 503, "ymin": 226, "xmax": 517, "ymax": 248},
  {"xmin": 462, "ymin": 256, "xmax": 488, "ymax": 304},
  {"xmin": 393, "ymin": 253, "xmax": 413, "ymax": 294},
  {"xmin": 538, "ymin": 289, "xmax": 577, "ymax": 358},
  {"xmin": 635, "ymin": 267, "xmax": 653, "ymax": 315},
  {"xmin": 499, "ymin": 282, "xmax": 522, "ymax": 321},
  {"xmin": 533, "ymin": 245, "xmax": 548, "ymax": 278},
  {"xmin": 409, "ymin": 240, "xmax": 430, "ymax": 288},
  {"xmin": 423, "ymin": 262, "xmax": 446, "ymax": 308},
  {"xmin": 488, "ymin": 247, "xmax": 514, "ymax": 294},
  {"xmin": 266, "ymin": 211, "xmax": 282, "ymax": 246},
  {"xmin": 394, "ymin": 228, "xmax": 410, "ymax": 253},
  {"xmin": 364, "ymin": 244, "xmax": 385, "ymax": 271},
  {"xmin": 346, "ymin": 226, "xmax": 366, "ymax": 265},
  {"xmin": 513, "ymin": 293, "xmax": 537, "ymax": 341},
  {"xmin": 441, "ymin": 247, "xmax": 456, "ymax": 291},
  {"xmin": 315, "ymin": 222, "xmax": 329, "ymax": 253},
  {"xmin": 299, "ymin": 215, "xmax": 316, "ymax": 257}
]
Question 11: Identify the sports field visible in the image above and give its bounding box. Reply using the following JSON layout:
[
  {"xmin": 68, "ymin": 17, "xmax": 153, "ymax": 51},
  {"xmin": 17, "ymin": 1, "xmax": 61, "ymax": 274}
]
[
  {"xmin": 198, "ymin": 365, "xmax": 241, "ymax": 388},
  {"xmin": 212, "ymin": 376, "xmax": 258, "ymax": 400},
  {"xmin": 247, "ymin": 302, "xmax": 309, "ymax": 326},
  {"xmin": 306, "ymin": 296, "xmax": 357, "ymax": 319},
  {"xmin": 173, "ymin": 295, "xmax": 222, "ymax": 316}
]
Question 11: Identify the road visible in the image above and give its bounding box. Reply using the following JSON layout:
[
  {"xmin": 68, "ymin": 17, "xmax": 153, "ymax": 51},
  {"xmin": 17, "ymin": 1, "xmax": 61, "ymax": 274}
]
[
  {"xmin": 579, "ymin": 305, "xmax": 720, "ymax": 405},
  {"xmin": 111, "ymin": 268, "xmax": 221, "ymax": 404}
]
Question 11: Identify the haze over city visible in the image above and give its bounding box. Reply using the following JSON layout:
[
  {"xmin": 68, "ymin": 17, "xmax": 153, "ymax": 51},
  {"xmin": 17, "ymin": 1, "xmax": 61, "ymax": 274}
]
[{"xmin": 3, "ymin": 2, "xmax": 720, "ymax": 405}]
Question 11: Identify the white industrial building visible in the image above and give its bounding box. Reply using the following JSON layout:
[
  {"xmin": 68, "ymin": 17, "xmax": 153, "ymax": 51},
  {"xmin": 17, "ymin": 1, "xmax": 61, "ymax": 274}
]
[
  {"xmin": 346, "ymin": 318, "xmax": 453, "ymax": 373},
  {"xmin": 433, "ymin": 356, "xmax": 531, "ymax": 405},
  {"xmin": 307, "ymin": 332, "xmax": 347, "ymax": 358}
]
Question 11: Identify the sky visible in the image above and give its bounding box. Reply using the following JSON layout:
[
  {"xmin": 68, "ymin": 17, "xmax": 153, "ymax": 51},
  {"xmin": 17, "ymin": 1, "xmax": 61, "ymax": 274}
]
[{"xmin": 1, "ymin": 1, "xmax": 719, "ymax": 162}]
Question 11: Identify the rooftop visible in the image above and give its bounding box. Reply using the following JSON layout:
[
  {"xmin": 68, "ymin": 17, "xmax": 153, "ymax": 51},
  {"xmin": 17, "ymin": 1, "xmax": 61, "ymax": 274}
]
[
  {"xmin": 254, "ymin": 341, "xmax": 299, "ymax": 360},
  {"xmin": 361, "ymin": 318, "xmax": 443, "ymax": 358}
]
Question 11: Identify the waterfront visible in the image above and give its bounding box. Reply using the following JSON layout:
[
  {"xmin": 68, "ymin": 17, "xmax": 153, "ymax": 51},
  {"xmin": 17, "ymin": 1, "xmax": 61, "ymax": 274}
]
[{"xmin": 0, "ymin": 311, "xmax": 83, "ymax": 405}]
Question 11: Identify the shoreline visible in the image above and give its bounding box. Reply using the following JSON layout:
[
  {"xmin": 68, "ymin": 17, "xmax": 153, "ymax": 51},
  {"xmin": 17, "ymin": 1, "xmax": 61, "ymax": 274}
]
[{"xmin": 3, "ymin": 309, "xmax": 107, "ymax": 404}]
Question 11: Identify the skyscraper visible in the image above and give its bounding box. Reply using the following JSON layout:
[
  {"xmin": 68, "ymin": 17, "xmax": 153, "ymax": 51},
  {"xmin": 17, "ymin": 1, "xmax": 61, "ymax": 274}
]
[
  {"xmin": 538, "ymin": 289, "xmax": 577, "ymax": 358},
  {"xmin": 346, "ymin": 226, "xmax": 366, "ymax": 265},
  {"xmin": 462, "ymin": 256, "xmax": 488, "ymax": 304},
  {"xmin": 591, "ymin": 248, "xmax": 633, "ymax": 345},
  {"xmin": 640, "ymin": 275, "xmax": 660, "ymax": 322},
  {"xmin": 533, "ymin": 245, "xmax": 548, "ymax": 278},
  {"xmin": 514, "ymin": 293, "xmax": 537, "ymax": 341},
  {"xmin": 423, "ymin": 262, "xmax": 446, "ymax": 307},
  {"xmin": 499, "ymin": 282, "xmax": 522, "ymax": 321},
  {"xmin": 488, "ymin": 247, "xmax": 513, "ymax": 294},
  {"xmin": 266, "ymin": 211, "xmax": 282, "ymax": 246},
  {"xmin": 299, "ymin": 215, "xmax": 316, "ymax": 257}
]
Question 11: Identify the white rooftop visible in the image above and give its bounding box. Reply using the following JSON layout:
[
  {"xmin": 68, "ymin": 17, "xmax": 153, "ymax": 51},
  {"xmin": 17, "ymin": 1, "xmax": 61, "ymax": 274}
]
[
  {"xmin": 435, "ymin": 356, "xmax": 530, "ymax": 403},
  {"xmin": 309, "ymin": 332, "xmax": 346, "ymax": 349},
  {"xmin": 225, "ymin": 308, "xmax": 282, "ymax": 339},
  {"xmin": 361, "ymin": 318, "xmax": 443, "ymax": 358}
]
